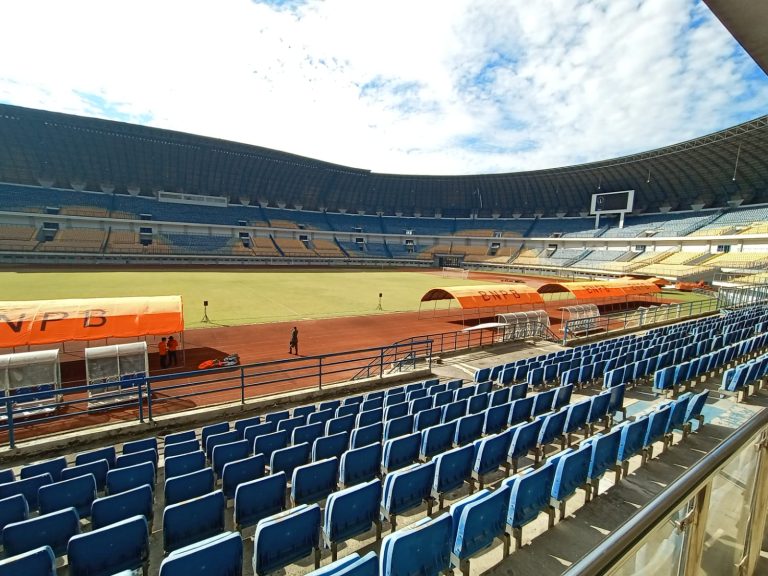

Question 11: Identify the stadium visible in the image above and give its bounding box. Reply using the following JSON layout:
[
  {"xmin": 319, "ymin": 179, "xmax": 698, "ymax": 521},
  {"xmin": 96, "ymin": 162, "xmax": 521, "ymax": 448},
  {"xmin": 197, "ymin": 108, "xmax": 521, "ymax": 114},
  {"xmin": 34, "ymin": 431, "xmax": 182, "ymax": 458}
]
[{"xmin": 1, "ymin": 1, "xmax": 768, "ymax": 575}]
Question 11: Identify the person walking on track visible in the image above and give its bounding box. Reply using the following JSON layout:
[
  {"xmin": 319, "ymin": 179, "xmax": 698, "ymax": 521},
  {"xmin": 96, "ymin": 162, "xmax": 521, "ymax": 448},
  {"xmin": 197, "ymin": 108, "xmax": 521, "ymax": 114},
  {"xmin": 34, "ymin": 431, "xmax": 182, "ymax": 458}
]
[{"xmin": 289, "ymin": 326, "xmax": 299, "ymax": 355}]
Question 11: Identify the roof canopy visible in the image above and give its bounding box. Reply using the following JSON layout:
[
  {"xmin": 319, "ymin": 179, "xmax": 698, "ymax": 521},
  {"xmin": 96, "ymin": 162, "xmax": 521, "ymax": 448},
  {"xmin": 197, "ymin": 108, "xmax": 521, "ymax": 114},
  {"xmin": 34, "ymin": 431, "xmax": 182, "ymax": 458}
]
[
  {"xmin": 0, "ymin": 296, "xmax": 184, "ymax": 348},
  {"xmin": 537, "ymin": 279, "xmax": 661, "ymax": 300},
  {"xmin": 421, "ymin": 285, "xmax": 544, "ymax": 309}
]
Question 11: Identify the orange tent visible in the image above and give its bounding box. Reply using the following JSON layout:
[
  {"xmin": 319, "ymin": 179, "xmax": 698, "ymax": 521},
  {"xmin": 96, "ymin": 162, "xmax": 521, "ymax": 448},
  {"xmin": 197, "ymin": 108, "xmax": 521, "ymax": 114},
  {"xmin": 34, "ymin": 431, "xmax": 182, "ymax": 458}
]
[
  {"xmin": 537, "ymin": 279, "xmax": 661, "ymax": 299},
  {"xmin": 421, "ymin": 285, "xmax": 544, "ymax": 309},
  {"xmin": 0, "ymin": 296, "xmax": 184, "ymax": 347}
]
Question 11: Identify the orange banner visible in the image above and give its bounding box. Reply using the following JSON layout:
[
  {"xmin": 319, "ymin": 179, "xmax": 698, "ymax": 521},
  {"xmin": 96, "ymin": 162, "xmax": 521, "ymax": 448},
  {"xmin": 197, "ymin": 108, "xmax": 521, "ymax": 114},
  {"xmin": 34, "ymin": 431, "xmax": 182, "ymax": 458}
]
[
  {"xmin": 537, "ymin": 279, "xmax": 660, "ymax": 300},
  {"xmin": 0, "ymin": 296, "xmax": 184, "ymax": 347},
  {"xmin": 421, "ymin": 285, "xmax": 544, "ymax": 309}
]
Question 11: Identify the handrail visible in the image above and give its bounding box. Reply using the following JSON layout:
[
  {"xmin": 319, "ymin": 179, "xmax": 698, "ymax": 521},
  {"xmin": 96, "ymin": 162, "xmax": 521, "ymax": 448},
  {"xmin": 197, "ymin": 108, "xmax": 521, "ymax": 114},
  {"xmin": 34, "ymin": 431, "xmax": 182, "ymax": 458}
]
[{"xmin": 564, "ymin": 408, "xmax": 768, "ymax": 576}]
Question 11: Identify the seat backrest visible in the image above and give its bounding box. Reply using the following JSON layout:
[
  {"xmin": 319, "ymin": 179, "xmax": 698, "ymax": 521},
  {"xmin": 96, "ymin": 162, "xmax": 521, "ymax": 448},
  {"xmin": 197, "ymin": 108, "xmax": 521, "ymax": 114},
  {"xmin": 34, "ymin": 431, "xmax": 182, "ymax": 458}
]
[
  {"xmin": 645, "ymin": 405, "xmax": 672, "ymax": 446},
  {"xmin": 381, "ymin": 461, "xmax": 436, "ymax": 517},
  {"xmin": 243, "ymin": 422, "xmax": 277, "ymax": 449},
  {"xmin": 222, "ymin": 453, "xmax": 265, "ymax": 500},
  {"xmin": 312, "ymin": 432, "xmax": 348, "ymax": 462},
  {"xmin": 164, "ymin": 430, "xmax": 196, "ymax": 446},
  {"xmin": 586, "ymin": 428, "xmax": 621, "ymax": 480},
  {"xmin": 508, "ymin": 396, "xmax": 534, "ymax": 426},
  {"xmin": 588, "ymin": 393, "xmax": 611, "ymax": 424},
  {"xmin": 253, "ymin": 504, "xmax": 322, "ymax": 576},
  {"xmin": 564, "ymin": 399, "xmax": 591, "ymax": 434},
  {"xmin": 294, "ymin": 405, "xmax": 317, "ymax": 419},
  {"xmin": 323, "ymin": 479, "xmax": 381, "ymax": 543},
  {"xmin": 685, "ymin": 390, "xmax": 709, "ymax": 425},
  {"xmin": 38, "ymin": 474, "xmax": 97, "ymax": 518},
  {"xmin": 291, "ymin": 457, "xmax": 339, "ymax": 505},
  {"xmin": 532, "ymin": 389, "xmax": 557, "ymax": 417},
  {"xmin": 379, "ymin": 513, "xmax": 452, "ymax": 576},
  {"xmin": 91, "ymin": 484, "xmax": 153, "ymax": 530},
  {"xmin": 0, "ymin": 473, "xmax": 53, "ymax": 511},
  {"xmin": 68, "ymin": 515, "xmax": 149, "ymax": 576},
  {"xmin": 441, "ymin": 399, "xmax": 467, "ymax": 423},
  {"xmin": 265, "ymin": 410, "xmax": 291, "ymax": 425},
  {"xmin": 414, "ymin": 407, "xmax": 441, "ymax": 431},
  {"xmin": 271, "ymin": 443, "xmax": 311, "ymax": 478},
  {"xmin": 319, "ymin": 400, "xmax": 341, "ymax": 412},
  {"xmin": 61, "ymin": 459, "xmax": 109, "ymax": 492},
  {"xmin": 383, "ymin": 403, "xmax": 408, "ymax": 422},
  {"xmin": 164, "ymin": 439, "xmax": 200, "ymax": 460},
  {"xmin": 252, "ymin": 430, "xmax": 289, "ymax": 462},
  {"xmin": 454, "ymin": 413, "xmax": 484, "ymax": 446},
  {"xmin": 20, "ymin": 457, "xmax": 67, "ymax": 483},
  {"xmin": 467, "ymin": 393, "xmax": 490, "ymax": 415},
  {"xmin": 115, "ymin": 448, "xmax": 158, "ymax": 470},
  {"xmin": 308, "ymin": 408, "xmax": 335, "ymax": 426},
  {"xmin": 553, "ymin": 384, "xmax": 574, "ymax": 410},
  {"xmin": 508, "ymin": 419, "xmax": 543, "ymax": 460},
  {"xmin": 351, "ymin": 422, "xmax": 383, "ymax": 449},
  {"xmin": 360, "ymin": 398, "xmax": 383, "ymax": 412},
  {"xmin": 204, "ymin": 430, "xmax": 240, "ymax": 460},
  {"xmin": 234, "ymin": 472, "xmax": 286, "ymax": 530},
  {"xmin": 617, "ymin": 418, "xmax": 650, "ymax": 461},
  {"xmin": 278, "ymin": 414, "xmax": 309, "ymax": 436},
  {"xmin": 490, "ymin": 388, "xmax": 510, "ymax": 407},
  {"xmin": 165, "ymin": 450, "xmax": 205, "ymax": 480},
  {"xmin": 0, "ymin": 544, "xmax": 55, "ymax": 576},
  {"xmin": 550, "ymin": 444, "xmax": 592, "ymax": 501},
  {"xmin": 339, "ymin": 443, "xmax": 382, "ymax": 487},
  {"xmin": 420, "ymin": 420, "xmax": 457, "ymax": 459},
  {"xmin": 233, "ymin": 416, "xmax": 262, "ymax": 438},
  {"xmin": 384, "ymin": 415, "xmax": 415, "ymax": 441},
  {"xmin": 212, "ymin": 439, "xmax": 250, "ymax": 478},
  {"xmin": 409, "ymin": 396, "xmax": 433, "ymax": 414},
  {"xmin": 2, "ymin": 506, "xmax": 80, "ymax": 557},
  {"xmin": 106, "ymin": 461, "xmax": 155, "ymax": 496},
  {"xmin": 159, "ymin": 532, "xmax": 242, "ymax": 576},
  {"xmin": 123, "ymin": 437, "xmax": 158, "ymax": 456},
  {"xmin": 164, "ymin": 468, "xmax": 215, "ymax": 506},
  {"xmin": 505, "ymin": 462, "xmax": 555, "ymax": 529},
  {"xmin": 293, "ymin": 422, "xmax": 326, "ymax": 447},
  {"xmin": 0, "ymin": 494, "xmax": 28, "ymax": 533},
  {"xmin": 538, "ymin": 410, "xmax": 567, "ymax": 446},
  {"xmin": 473, "ymin": 429, "xmax": 514, "ymax": 476},
  {"xmin": 382, "ymin": 433, "xmax": 421, "ymax": 473},
  {"xmin": 432, "ymin": 444, "xmax": 473, "ymax": 495},
  {"xmin": 163, "ymin": 490, "xmax": 225, "ymax": 553},
  {"xmin": 327, "ymin": 414, "xmax": 356, "ymax": 436},
  {"xmin": 200, "ymin": 422, "xmax": 229, "ymax": 451},
  {"xmin": 450, "ymin": 486, "xmax": 510, "ymax": 560},
  {"xmin": 434, "ymin": 390, "xmax": 454, "ymax": 407},
  {"xmin": 454, "ymin": 386, "xmax": 474, "ymax": 402},
  {"xmin": 356, "ymin": 408, "xmax": 383, "ymax": 428}
]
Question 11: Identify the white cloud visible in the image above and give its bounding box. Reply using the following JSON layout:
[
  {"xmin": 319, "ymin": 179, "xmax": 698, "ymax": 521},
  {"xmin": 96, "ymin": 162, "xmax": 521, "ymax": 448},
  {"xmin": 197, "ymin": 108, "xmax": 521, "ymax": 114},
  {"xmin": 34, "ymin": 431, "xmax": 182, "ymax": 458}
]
[{"xmin": 0, "ymin": 0, "xmax": 765, "ymax": 175}]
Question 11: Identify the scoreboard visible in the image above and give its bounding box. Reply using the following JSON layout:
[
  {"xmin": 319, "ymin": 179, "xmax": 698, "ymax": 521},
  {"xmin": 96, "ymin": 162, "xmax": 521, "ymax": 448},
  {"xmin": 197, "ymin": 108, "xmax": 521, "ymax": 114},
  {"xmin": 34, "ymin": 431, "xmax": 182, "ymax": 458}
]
[{"xmin": 590, "ymin": 190, "xmax": 634, "ymax": 214}]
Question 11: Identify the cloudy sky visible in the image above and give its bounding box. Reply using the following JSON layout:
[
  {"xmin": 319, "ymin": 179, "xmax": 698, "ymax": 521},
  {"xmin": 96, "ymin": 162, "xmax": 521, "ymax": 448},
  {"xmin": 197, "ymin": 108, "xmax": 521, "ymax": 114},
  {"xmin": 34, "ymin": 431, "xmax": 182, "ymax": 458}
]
[{"xmin": 1, "ymin": 0, "xmax": 765, "ymax": 175}]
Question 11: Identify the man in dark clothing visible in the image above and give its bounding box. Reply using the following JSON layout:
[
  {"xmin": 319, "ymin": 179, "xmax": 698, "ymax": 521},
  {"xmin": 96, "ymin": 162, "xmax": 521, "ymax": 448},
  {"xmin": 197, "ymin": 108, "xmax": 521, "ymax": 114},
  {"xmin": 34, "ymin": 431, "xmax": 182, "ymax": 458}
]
[{"xmin": 289, "ymin": 326, "xmax": 299, "ymax": 355}]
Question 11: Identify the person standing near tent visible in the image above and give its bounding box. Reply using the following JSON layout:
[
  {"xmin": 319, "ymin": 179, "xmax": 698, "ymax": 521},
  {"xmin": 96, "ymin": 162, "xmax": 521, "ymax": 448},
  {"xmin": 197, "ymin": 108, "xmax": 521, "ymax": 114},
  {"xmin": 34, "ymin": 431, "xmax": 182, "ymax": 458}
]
[
  {"xmin": 289, "ymin": 326, "xmax": 299, "ymax": 355},
  {"xmin": 167, "ymin": 335, "xmax": 179, "ymax": 366},
  {"xmin": 158, "ymin": 337, "xmax": 168, "ymax": 369}
]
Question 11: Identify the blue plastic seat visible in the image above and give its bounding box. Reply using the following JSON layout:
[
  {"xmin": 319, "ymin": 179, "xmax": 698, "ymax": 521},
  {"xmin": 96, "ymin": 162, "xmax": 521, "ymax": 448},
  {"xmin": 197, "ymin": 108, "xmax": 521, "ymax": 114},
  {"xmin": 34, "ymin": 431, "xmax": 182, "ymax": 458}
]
[
  {"xmin": 336, "ymin": 404, "xmax": 359, "ymax": 418},
  {"xmin": 587, "ymin": 392, "xmax": 611, "ymax": 433},
  {"xmin": 20, "ymin": 457, "xmax": 67, "ymax": 483},
  {"xmin": 339, "ymin": 443, "xmax": 381, "ymax": 488},
  {"xmin": 472, "ymin": 429, "xmax": 514, "ymax": 488},
  {"xmin": 382, "ymin": 433, "xmax": 421, "ymax": 474},
  {"xmin": 428, "ymin": 383, "xmax": 448, "ymax": 396},
  {"xmin": 532, "ymin": 389, "xmax": 557, "ymax": 417},
  {"xmin": 165, "ymin": 450, "xmax": 206, "ymax": 480},
  {"xmin": 252, "ymin": 504, "xmax": 322, "ymax": 576},
  {"xmin": 453, "ymin": 413, "xmax": 483, "ymax": 447},
  {"xmin": 61, "ymin": 459, "xmax": 109, "ymax": 492},
  {"xmin": 323, "ymin": 479, "xmax": 382, "ymax": 560},
  {"xmin": 200, "ymin": 422, "xmax": 229, "ymax": 452},
  {"xmin": 159, "ymin": 531, "xmax": 242, "ymax": 576},
  {"xmin": 68, "ymin": 515, "xmax": 149, "ymax": 576},
  {"xmin": 380, "ymin": 512, "xmax": 452, "ymax": 576},
  {"xmin": 294, "ymin": 422, "xmax": 326, "ymax": 446},
  {"xmin": 2, "ymin": 506, "xmax": 80, "ymax": 557},
  {"xmin": 508, "ymin": 397, "xmax": 534, "ymax": 426},
  {"xmin": 308, "ymin": 408, "xmax": 335, "ymax": 426},
  {"xmin": 115, "ymin": 448, "xmax": 158, "ymax": 471},
  {"xmin": 490, "ymin": 388, "xmax": 510, "ymax": 407},
  {"xmin": 509, "ymin": 383, "xmax": 528, "ymax": 401},
  {"xmin": 454, "ymin": 386, "xmax": 474, "ymax": 402},
  {"xmin": 164, "ymin": 467, "xmax": 215, "ymax": 506},
  {"xmin": 204, "ymin": 430, "xmax": 239, "ymax": 460},
  {"xmin": 409, "ymin": 396, "xmax": 433, "ymax": 414},
  {"xmin": 616, "ymin": 417, "xmax": 650, "ymax": 478},
  {"xmin": 450, "ymin": 486, "xmax": 511, "ymax": 574},
  {"xmin": 164, "ymin": 430, "xmax": 196, "ymax": 446},
  {"xmin": 306, "ymin": 551, "xmax": 378, "ymax": 576},
  {"xmin": 312, "ymin": 432, "xmax": 349, "ymax": 461},
  {"xmin": 0, "ymin": 470, "xmax": 13, "ymax": 484},
  {"xmin": 357, "ymin": 408, "xmax": 383, "ymax": 428},
  {"xmin": 233, "ymin": 416, "xmax": 262, "ymax": 438},
  {"xmin": 431, "ymin": 445, "xmax": 474, "ymax": 509},
  {"xmin": 441, "ymin": 399, "xmax": 467, "ymax": 423},
  {"xmin": 0, "ymin": 473, "xmax": 52, "ymax": 511},
  {"xmin": 38, "ymin": 474, "xmax": 97, "ymax": 518},
  {"xmin": 91, "ymin": 484, "xmax": 154, "ymax": 530},
  {"xmin": 537, "ymin": 410, "xmax": 568, "ymax": 460},
  {"xmin": 164, "ymin": 439, "xmax": 200, "ymax": 460},
  {"xmin": 507, "ymin": 419, "xmax": 543, "ymax": 473},
  {"xmin": 221, "ymin": 453, "xmax": 265, "ymax": 499},
  {"xmin": 653, "ymin": 366, "xmax": 677, "ymax": 392},
  {"xmin": 553, "ymin": 384, "xmax": 573, "ymax": 410},
  {"xmin": 351, "ymin": 422, "xmax": 383, "ymax": 448},
  {"xmin": 360, "ymin": 399, "xmax": 383, "ymax": 412},
  {"xmin": 644, "ymin": 404, "xmax": 673, "ymax": 459},
  {"xmin": 234, "ymin": 472, "xmax": 287, "ymax": 530},
  {"xmin": 252, "ymin": 429, "xmax": 289, "ymax": 462},
  {"xmin": 0, "ymin": 494, "xmax": 28, "ymax": 533},
  {"xmin": 549, "ymin": 443, "xmax": 593, "ymax": 521},
  {"xmin": 123, "ymin": 437, "xmax": 158, "ymax": 456},
  {"xmin": 106, "ymin": 461, "xmax": 155, "ymax": 496},
  {"xmin": 271, "ymin": 442, "xmax": 310, "ymax": 478},
  {"xmin": 320, "ymin": 400, "xmax": 342, "ymax": 412},
  {"xmin": 0, "ymin": 545, "xmax": 55, "ymax": 576},
  {"xmin": 384, "ymin": 415, "xmax": 415, "ymax": 441},
  {"xmin": 583, "ymin": 428, "xmax": 622, "ymax": 497},
  {"xmin": 381, "ymin": 461, "xmax": 436, "ymax": 531},
  {"xmin": 434, "ymin": 390, "xmax": 455, "ymax": 408},
  {"xmin": 467, "ymin": 393, "xmax": 489, "ymax": 415},
  {"xmin": 420, "ymin": 421, "xmax": 458, "ymax": 460},
  {"xmin": 163, "ymin": 490, "xmax": 225, "ymax": 553},
  {"xmin": 291, "ymin": 457, "xmax": 339, "ymax": 506},
  {"xmin": 415, "ymin": 407, "xmax": 442, "ymax": 431},
  {"xmin": 294, "ymin": 405, "xmax": 317, "ymax": 419},
  {"xmin": 244, "ymin": 422, "xmax": 278, "ymax": 449},
  {"xmin": 503, "ymin": 462, "xmax": 556, "ymax": 549},
  {"xmin": 383, "ymin": 403, "xmax": 408, "ymax": 422},
  {"xmin": 278, "ymin": 414, "xmax": 309, "ymax": 437},
  {"xmin": 265, "ymin": 410, "xmax": 291, "ymax": 425},
  {"xmin": 684, "ymin": 390, "xmax": 709, "ymax": 432},
  {"xmin": 212, "ymin": 439, "xmax": 250, "ymax": 478},
  {"xmin": 484, "ymin": 402, "xmax": 511, "ymax": 435}
]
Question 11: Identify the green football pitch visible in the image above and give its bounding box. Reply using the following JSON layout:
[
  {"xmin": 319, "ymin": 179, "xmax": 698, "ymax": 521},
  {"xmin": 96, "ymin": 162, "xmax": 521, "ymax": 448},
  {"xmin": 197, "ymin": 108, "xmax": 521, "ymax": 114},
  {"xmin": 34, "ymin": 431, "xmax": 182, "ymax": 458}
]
[{"xmin": 0, "ymin": 268, "xmax": 492, "ymax": 328}]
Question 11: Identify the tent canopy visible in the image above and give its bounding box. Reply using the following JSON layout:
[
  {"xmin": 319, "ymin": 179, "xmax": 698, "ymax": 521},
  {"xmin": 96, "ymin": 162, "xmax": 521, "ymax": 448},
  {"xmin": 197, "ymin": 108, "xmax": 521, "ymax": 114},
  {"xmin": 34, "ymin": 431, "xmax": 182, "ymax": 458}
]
[
  {"xmin": 0, "ymin": 296, "xmax": 184, "ymax": 347},
  {"xmin": 537, "ymin": 279, "xmax": 661, "ymax": 300},
  {"xmin": 421, "ymin": 285, "xmax": 544, "ymax": 309}
]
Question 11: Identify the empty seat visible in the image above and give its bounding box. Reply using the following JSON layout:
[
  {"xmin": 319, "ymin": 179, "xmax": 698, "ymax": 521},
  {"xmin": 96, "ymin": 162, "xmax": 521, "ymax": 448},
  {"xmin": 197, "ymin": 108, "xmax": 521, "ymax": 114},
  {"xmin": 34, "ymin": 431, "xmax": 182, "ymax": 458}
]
[
  {"xmin": 278, "ymin": 414, "xmax": 309, "ymax": 436},
  {"xmin": 431, "ymin": 444, "xmax": 474, "ymax": 509},
  {"xmin": 532, "ymin": 389, "xmax": 556, "ymax": 417},
  {"xmin": 384, "ymin": 415, "xmax": 415, "ymax": 441},
  {"xmin": 507, "ymin": 419, "xmax": 543, "ymax": 473},
  {"xmin": 244, "ymin": 422, "xmax": 278, "ymax": 448},
  {"xmin": 0, "ymin": 545, "xmax": 56, "ymax": 576},
  {"xmin": 234, "ymin": 416, "xmax": 262, "ymax": 438},
  {"xmin": 644, "ymin": 404, "xmax": 673, "ymax": 459},
  {"xmin": 504, "ymin": 462, "xmax": 556, "ymax": 550},
  {"xmin": 563, "ymin": 399, "xmax": 591, "ymax": 443},
  {"xmin": 467, "ymin": 393, "xmax": 489, "ymax": 415},
  {"xmin": 454, "ymin": 413, "xmax": 483, "ymax": 447},
  {"xmin": 234, "ymin": 472, "xmax": 287, "ymax": 530},
  {"xmin": 357, "ymin": 408, "xmax": 383, "ymax": 428},
  {"xmin": 205, "ymin": 430, "xmax": 239, "ymax": 460},
  {"xmin": 583, "ymin": 428, "xmax": 622, "ymax": 497},
  {"xmin": 309, "ymin": 408, "xmax": 335, "ymax": 426},
  {"xmin": 484, "ymin": 402, "xmax": 511, "ymax": 435},
  {"xmin": 106, "ymin": 461, "xmax": 155, "ymax": 495},
  {"xmin": 165, "ymin": 450, "xmax": 205, "ymax": 480},
  {"xmin": 381, "ymin": 461, "xmax": 435, "ymax": 531},
  {"xmin": 123, "ymin": 437, "xmax": 158, "ymax": 455},
  {"xmin": 252, "ymin": 504, "xmax": 322, "ymax": 576},
  {"xmin": 472, "ymin": 429, "xmax": 514, "ymax": 488},
  {"xmin": 159, "ymin": 531, "xmax": 242, "ymax": 576},
  {"xmin": 441, "ymin": 399, "xmax": 468, "ymax": 423},
  {"xmin": 294, "ymin": 422, "xmax": 325, "ymax": 446},
  {"xmin": 0, "ymin": 470, "xmax": 12, "ymax": 484},
  {"xmin": 323, "ymin": 479, "xmax": 382, "ymax": 560},
  {"xmin": 163, "ymin": 490, "xmax": 226, "ymax": 553},
  {"xmin": 200, "ymin": 422, "xmax": 229, "ymax": 451},
  {"xmin": 327, "ymin": 414, "xmax": 356, "ymax": 436},
  {"xmin": 222, "ymin": 454, "xmax": 265, "ymax": 500},
  {"xmin": 91, "ymin": 484, "xmax": 154, "ymax": 530},
  {"xmin": 339, "ymin": 443, "xmax": 381, "ymax": 488},
  {"xmin": 379, "ymin": 513, "xmax": 452, "ymax": 576},
  {"xmin": 292, "ymin": 457, "xmax": 338, "ymax": 506},
  {"xmin": 0, "ymin": 494, "xmax": 28, "ymax": 533},
  {"xmin": 382, "ymin": 433, "xmax": 421, "ymax": 473},
  {"xmin": 38, "ymin": 474, "xmax": 97, "ymax": 518},
  {"xmin": 164, "ymin": 439, "xmax": 200, "ymax": 460},
  {"xmin": 537, "ymin": 410, "xmax": 568, "ymax": 460},
  {"xmin": 508, "ymin": 397, "xmax": 534, "ymax": 426},
  {"xmin": 61, "ymin": 459, "xmax": 109, "ymax": 492},
  {"xmin": 2, "ymin": 506, "xmax": 80, "ymax": 557},
  {"xmin": 384, "ymin": 403, "xmax": 408, "ymax": 421},
  {"xmin": 0, "ymin": 473, "xmax": 53, "ymax": 511},
  {"xmin": 115, "ymin": 448, "xmax": 158, "ymax": 471},
  {"xmin": 252, "ymin": 430, "xmax": 289, "ymax": 462},
  {"xmin": 212, "ymin": 439, "xmax": 250, "ymax": 477},
  {"xmin": 67, "ymin": 515, "xmax": 149, "ymax": 576},
  {"xmin": 549, "ymin": 443, "xmax": 593, "ymax": 521},
  {"xmin": 420, "ymin": 421, "xmax": 458, "ymax": 460},
  {"xmin": 351, "ymin": 422, "xmax": 383, "ymax": 448},
  {"xmin": 415, "ymin": 407, "xmax": 441, "ymax": 431},
  {"xmin": 616, "ymin": 417, "xmax": 650, "ymax": 478},
  {"xmin": 164, "ymin": 430, "xmax": 196, "ymax": 446},
  {"xmin": 20, "ymin": 457, "xmax": 67, "ymax": 483},
  {"xmin": 450, "ymin": 487, "xmax": 512, "ymax": 575},
  {"xmin": 306, "ymin": 551, "xmax": 377, "ymax": 576},
  {"xmin": 312, "ymin": 432, "xmax": 348, "ymax": 461},
  {"xmin": 164, "ymin": 467, "xmax": 215, "ymax": 506}
]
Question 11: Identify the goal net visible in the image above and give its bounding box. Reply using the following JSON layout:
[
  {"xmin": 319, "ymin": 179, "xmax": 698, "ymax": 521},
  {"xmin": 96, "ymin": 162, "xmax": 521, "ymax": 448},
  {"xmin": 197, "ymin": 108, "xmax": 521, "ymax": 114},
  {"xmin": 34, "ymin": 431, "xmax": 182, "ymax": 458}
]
[{"xmin": 441, "ymin": 266, "xmax": 469, "ymax": 279}]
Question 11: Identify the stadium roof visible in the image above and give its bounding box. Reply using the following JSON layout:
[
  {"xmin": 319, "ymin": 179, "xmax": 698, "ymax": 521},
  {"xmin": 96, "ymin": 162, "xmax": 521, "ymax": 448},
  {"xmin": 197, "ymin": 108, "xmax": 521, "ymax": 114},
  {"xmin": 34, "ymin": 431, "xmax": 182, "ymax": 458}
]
[
  {"xmin": 1, "ymin": 103, "xmax": 767, "ymax": 217},
  {"xmin": 704, "ymin": 0, "xmax": 768, "ymax": 76}
]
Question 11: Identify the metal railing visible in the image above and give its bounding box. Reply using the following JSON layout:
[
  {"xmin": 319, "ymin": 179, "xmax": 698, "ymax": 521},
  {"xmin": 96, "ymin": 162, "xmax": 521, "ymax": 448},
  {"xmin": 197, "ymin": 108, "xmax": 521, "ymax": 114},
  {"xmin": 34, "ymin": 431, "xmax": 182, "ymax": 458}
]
[
  {"xmin": 565, "ymin": 408, "xmax": 768, "ymax": 576},
  {"xmin": 0, "ymin": 339, "xmax": 432, "ymax": 449}
]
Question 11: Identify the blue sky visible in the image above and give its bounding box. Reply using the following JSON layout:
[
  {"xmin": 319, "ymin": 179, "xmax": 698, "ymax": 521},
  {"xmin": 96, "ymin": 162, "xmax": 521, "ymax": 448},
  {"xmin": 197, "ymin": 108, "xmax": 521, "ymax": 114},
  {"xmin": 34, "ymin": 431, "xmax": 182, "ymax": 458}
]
[{"xmin": 0, "ymin": 0, "xmax": 765, "ymax": 175}]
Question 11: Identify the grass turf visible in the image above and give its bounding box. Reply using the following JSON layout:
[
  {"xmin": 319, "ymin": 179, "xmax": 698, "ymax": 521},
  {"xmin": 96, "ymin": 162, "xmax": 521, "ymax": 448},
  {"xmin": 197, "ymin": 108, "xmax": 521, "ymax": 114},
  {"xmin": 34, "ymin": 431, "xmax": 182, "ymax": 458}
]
[{"xmin": 0, "ymin": 268, "xmax": 493, "ymax": 328}]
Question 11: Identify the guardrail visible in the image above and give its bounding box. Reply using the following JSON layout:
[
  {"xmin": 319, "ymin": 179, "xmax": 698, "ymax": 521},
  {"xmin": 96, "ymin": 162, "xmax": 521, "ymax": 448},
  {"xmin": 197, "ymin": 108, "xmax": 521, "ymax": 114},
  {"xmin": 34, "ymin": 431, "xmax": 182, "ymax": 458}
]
[
  {"xmin": 565, "ymin": 408, "xmax": 768, "ymax": 576},
  {"xmin": 0, "ymin": 339, "xmax": 432, "ymax": 449}
]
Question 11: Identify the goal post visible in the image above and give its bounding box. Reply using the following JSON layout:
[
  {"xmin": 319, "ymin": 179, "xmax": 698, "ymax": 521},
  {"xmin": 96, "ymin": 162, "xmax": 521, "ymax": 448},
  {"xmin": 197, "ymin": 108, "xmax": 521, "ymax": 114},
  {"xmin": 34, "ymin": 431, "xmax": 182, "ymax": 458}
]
[{"xmin": 441, "ymin": 266, "xmax": 469, "ymax": 279}]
